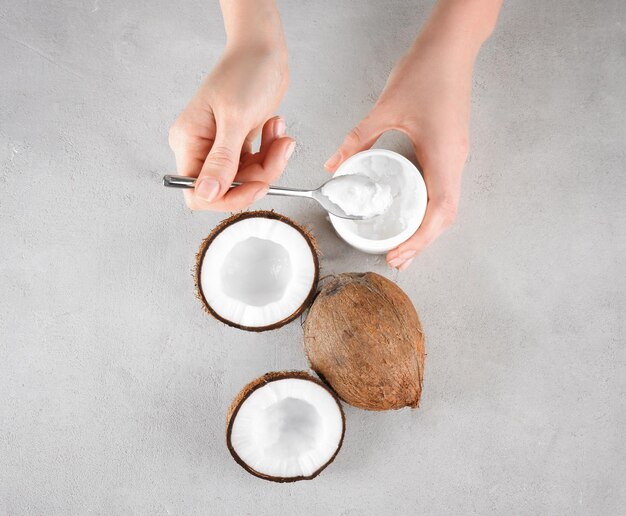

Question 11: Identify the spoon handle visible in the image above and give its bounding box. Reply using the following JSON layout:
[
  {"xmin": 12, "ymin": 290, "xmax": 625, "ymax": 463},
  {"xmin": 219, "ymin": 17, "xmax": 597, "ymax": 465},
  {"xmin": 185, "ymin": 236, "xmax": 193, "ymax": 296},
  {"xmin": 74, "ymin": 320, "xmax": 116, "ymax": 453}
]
[
  {"xmin": 162, "ymin": 175, "xmax": 313, "ymax": 198},
  {"xmin": 265, "ymin": 184, "xmax": 313, "ymax": 198},
  {"xmin": 162, "ymin": 175, "xmax": 196, "ymax": 188}
]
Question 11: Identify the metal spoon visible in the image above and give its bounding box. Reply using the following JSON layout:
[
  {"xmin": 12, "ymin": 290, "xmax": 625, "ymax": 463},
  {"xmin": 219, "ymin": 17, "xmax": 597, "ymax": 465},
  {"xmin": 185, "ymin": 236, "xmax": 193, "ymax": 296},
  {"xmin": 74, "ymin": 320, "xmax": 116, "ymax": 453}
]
[{"xmin": 162, "ymin": 174, "xmax": 378, "ymax": 220}]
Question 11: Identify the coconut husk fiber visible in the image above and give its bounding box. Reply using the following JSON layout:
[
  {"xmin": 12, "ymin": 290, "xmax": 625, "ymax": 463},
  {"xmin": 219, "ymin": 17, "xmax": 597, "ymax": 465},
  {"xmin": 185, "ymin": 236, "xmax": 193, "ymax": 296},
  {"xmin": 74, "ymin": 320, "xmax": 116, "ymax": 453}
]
[{"xmin": 303, "ymin": 272, "xmax": 425, "ymax": 410}]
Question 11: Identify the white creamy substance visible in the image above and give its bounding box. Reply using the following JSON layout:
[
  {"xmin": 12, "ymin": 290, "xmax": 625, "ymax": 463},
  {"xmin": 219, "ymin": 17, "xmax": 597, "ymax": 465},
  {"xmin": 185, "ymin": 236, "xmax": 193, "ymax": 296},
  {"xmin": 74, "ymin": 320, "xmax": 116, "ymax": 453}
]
[
  {"xmin": 221, "ymin": 237, "xmax": 292, "ymax": 307},
  {"xmin": 230, "ymin": 378, "xmax": 344, "ymax": 479},
  {"xmin": 321, "ymin": 176, "xmax": 393, "ymax": 218},
  {"xmin": 333, "ymin": 154, "xmax": 419, "ymax": 240}
]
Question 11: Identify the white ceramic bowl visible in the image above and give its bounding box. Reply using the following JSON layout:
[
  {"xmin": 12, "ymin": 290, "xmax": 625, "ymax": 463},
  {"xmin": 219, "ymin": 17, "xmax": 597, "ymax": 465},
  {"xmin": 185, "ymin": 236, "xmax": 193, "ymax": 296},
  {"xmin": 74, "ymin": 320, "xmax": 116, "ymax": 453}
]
[{"xmin": 328, "ymin": 149, "xmax": 427, "ymax": 254}]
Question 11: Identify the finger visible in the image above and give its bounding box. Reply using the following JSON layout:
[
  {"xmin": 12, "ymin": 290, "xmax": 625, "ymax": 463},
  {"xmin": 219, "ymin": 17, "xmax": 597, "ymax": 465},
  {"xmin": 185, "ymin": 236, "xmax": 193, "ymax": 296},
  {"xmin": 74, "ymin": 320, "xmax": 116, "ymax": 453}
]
[
  {"xmin": 235, "ymin": 137, "xmax": 296, "ymax": 184},
  {"xmin": 169, "ymin": 123, "xmax": 214, "ymax": 209},
  {"xmin": 207, "ymin": 180, "xmax": 269, "ymax": 212},
  {"xmin": 386, "ymin": 196, "xmax": 458, "ymax": 267},
  {"xmin": 172, "ymin": 150, "xmax": 206, "ymax": 209},
  {"xmin": 260, "ymin": 136, "xmax": 295, "ymax": 182},
  {"xmin": 397, "ymin": 257, "xmax": 415, "ymax": 272},
  {"xmin": 260, "ymin": 116, "xmax": 286, "ymax": 154},
  {"xmin": 194, "ymin": 121, "xmax": 247, "ymax": 205},
  {"xmin": 172, "ymin": 149, "xmax": 206, "ymax": 178},
  {"xmin": 240, "ymin": 116, "xmax": 287, "ymax": 168},
  {"xmin": 324, "ymin": 114, "xmax": 386, "ymax": 172},
  {"xmin": 168, "ymin": 113, "xmax": 215, "ymax": 176}
]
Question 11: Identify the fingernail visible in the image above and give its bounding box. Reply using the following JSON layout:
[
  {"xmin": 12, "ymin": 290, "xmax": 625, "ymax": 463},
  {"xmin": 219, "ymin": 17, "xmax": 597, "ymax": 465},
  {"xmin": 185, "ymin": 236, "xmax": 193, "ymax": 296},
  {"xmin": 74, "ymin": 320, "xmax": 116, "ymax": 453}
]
[
  {"xmin": 398, "ymin": 258, "xmax": 415, "ymax": 271},
  {"xmin": 253, "ymin": 186, "xmax": 269, "ymax": 202},
  {"xmin": 388, "ymin": 257, "xmax": 404, "ymax": 268},
  {"xmin": 195, "ymin": 178, "xmax": 221, "ymax": 202},
  {"xmin": 285, "ymin": 140, "xmax": 296, "ymax": 160},
  {"xmin": 388, "ymin": 249, "xmax": 417, "ymax": 268},
  {"xmin": 324, "ymin": 151, "xmax": 341, "ymax": 169},
  {"xmin": 274, "ymin": 117, "xmax": 286, "ymax": 138}
]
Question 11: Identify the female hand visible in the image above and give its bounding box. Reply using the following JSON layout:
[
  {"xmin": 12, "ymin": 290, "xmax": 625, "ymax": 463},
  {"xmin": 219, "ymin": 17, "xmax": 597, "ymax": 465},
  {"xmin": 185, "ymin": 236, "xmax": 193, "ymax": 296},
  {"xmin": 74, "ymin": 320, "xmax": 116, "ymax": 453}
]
[
  {"xmin": 325, "ymin": 1, "xmax": 500, "ymax": 270},
  {"xmin": 169, "ymin": 3, "xmax": 293, "ymax": 211}
]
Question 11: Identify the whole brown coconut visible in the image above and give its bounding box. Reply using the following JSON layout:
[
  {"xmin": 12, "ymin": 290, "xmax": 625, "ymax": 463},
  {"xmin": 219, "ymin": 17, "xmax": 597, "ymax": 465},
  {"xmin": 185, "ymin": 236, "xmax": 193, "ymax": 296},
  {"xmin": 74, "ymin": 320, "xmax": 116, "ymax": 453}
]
[{"xmin": 303, "ymin": 272, "xmax": 425, "ymax": 410}]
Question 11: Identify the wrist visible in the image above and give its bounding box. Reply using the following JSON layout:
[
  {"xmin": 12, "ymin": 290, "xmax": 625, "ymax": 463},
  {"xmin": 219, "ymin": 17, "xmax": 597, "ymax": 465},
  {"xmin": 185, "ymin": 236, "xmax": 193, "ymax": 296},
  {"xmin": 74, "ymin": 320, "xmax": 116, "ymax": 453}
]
[
  {"xmin": 221, "ymin": 0, "xmax": 286, "ymax": 56},
  {"xmin": 410, "ymin": 29, "xmax": 478, "ymax": 75},
  {"xmin": 415, "ymin": 0, "xmax": 501, "ymax": 61}
]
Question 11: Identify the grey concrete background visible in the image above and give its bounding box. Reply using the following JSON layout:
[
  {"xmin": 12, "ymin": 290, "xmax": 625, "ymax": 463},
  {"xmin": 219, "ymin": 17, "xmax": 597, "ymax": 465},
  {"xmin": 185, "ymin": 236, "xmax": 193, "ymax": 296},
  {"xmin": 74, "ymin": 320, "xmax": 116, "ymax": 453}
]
[{"xmin": 1, "ymin": 0, "xmax": 625, "ymax": 514}]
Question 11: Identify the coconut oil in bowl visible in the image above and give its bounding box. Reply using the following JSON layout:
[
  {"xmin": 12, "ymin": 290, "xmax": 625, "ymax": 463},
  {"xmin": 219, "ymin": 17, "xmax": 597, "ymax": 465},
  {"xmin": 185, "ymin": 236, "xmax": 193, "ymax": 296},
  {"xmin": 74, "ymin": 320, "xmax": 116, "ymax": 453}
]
[{"xmin": 328, "ymin": 149, "xmax": 427, "ymax": 254}]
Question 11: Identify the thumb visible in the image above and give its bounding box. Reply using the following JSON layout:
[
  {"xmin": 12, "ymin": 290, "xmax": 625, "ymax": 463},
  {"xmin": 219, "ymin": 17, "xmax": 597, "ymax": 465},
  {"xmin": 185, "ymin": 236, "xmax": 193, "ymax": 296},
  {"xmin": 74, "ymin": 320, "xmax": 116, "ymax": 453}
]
[
  {"xmin": 324, "ymin": 115, "xmax": 385, "ymax": 172},
  {"xmin": 195, "ymin": 123, "xmax": 246, "ymax": 204}
]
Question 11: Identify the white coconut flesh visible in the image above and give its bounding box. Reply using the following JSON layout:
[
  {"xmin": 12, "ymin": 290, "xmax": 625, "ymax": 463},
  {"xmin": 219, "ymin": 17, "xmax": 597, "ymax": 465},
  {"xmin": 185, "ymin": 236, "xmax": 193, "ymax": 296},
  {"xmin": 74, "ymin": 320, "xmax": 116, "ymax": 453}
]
[
  {"xmin": 230, "ymin": 378, "xmax": 344, "ymax": 479},
  {"xmin": 200, "ymin": 217, "xmax": 316, "ymax": 328}
]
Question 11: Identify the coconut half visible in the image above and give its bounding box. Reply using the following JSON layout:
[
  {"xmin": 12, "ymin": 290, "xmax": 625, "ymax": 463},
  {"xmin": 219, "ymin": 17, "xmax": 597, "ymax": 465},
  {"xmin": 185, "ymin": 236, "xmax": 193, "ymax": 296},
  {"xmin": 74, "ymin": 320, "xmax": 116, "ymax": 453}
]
[
  {"xmin": 226, "ymin": 371, "xmax": 345, "ymax": 482},
  {"xmin": 196, "ymin": 211, "xmax": 319, "ymax": 331}
]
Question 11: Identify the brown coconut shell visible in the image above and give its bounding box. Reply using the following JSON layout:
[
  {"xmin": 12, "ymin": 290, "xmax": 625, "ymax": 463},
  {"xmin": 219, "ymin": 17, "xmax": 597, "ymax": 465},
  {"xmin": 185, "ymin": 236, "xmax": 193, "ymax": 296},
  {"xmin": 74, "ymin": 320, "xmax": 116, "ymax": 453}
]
[
  {"xmin": 303, "ymin": 272, "xmax": 425, "ymax": 411},
  {"xmin": 226, "ymin": 371, "xmax": 346, "ymax": 483},
  {"xmin": 195, "ymin": 210, "xmax": 320, "ymax": 332}
]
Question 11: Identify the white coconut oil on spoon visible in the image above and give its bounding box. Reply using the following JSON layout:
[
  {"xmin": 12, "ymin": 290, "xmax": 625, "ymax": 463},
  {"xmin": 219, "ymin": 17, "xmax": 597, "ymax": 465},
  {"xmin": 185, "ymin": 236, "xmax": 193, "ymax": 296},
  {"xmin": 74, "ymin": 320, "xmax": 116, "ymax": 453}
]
[{"xmin": 320, "ymin": 174, "xmax": 394, "ymax": 219}]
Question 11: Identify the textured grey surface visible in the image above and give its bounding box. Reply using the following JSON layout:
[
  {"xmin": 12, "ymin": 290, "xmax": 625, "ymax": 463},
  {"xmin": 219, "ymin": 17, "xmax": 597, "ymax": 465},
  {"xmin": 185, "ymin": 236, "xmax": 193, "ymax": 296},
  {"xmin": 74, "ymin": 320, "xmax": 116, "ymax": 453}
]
[{"xmin": 1, "ymin": 0, "xmax": 625, "ymax": 514}]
